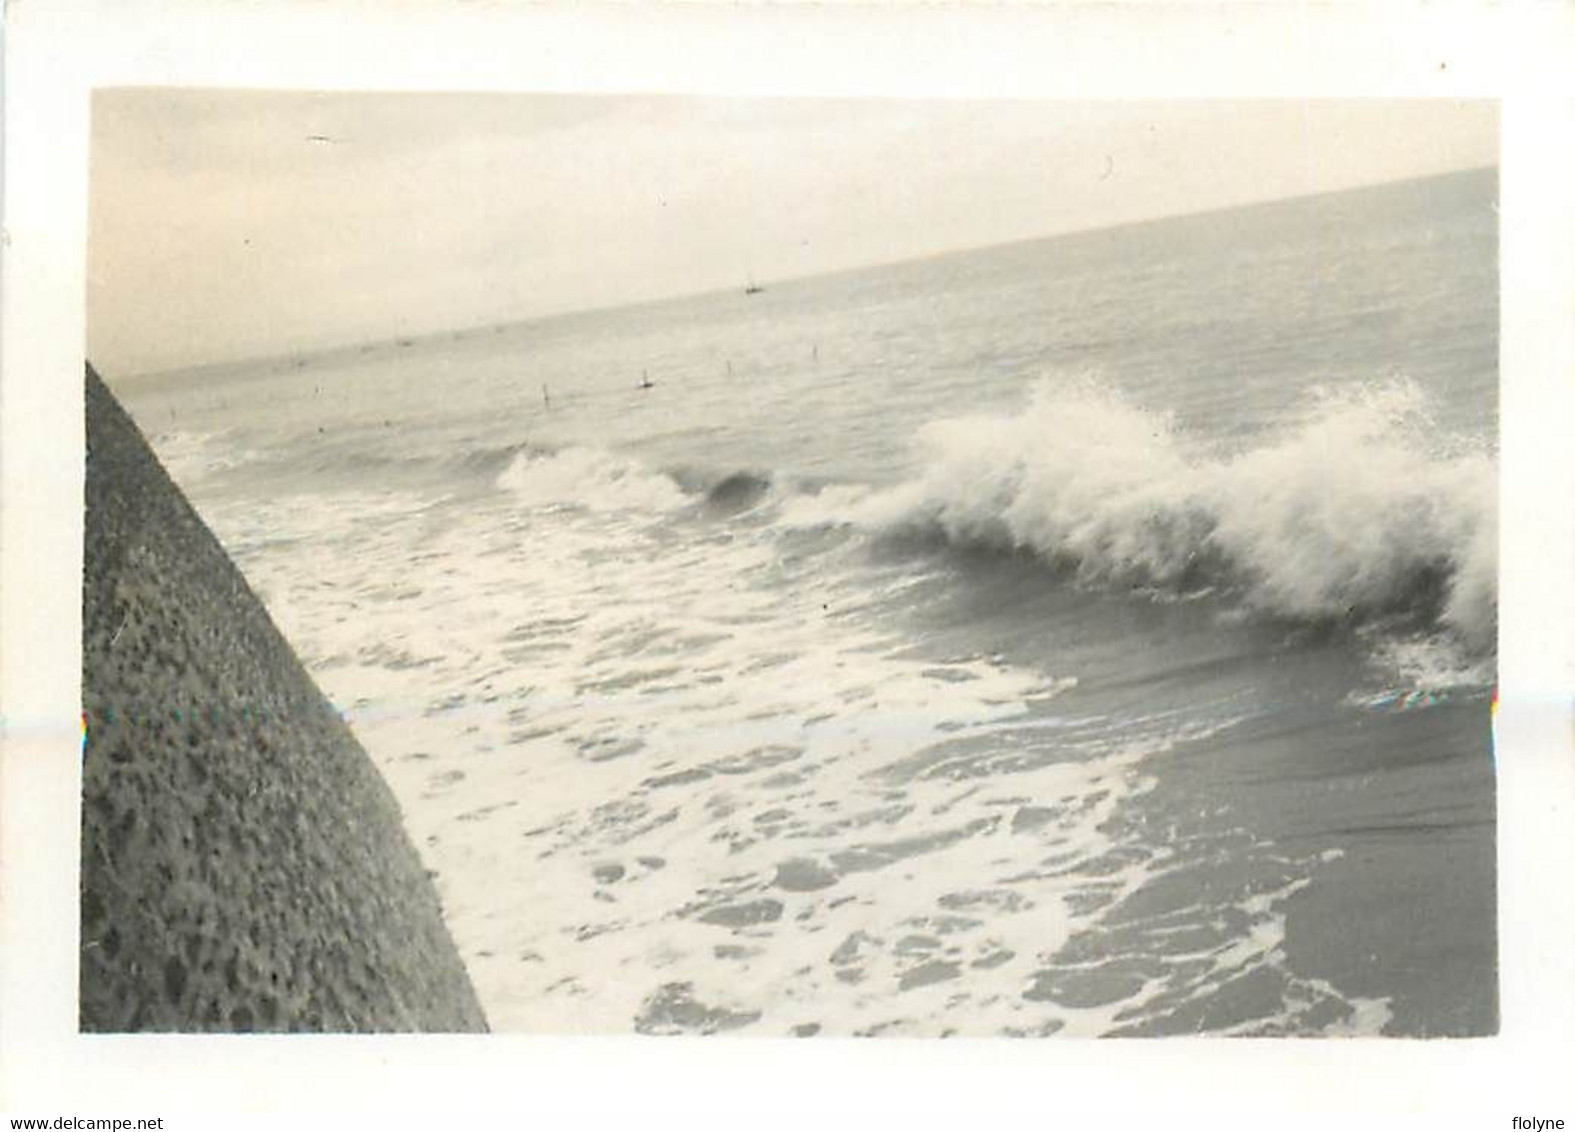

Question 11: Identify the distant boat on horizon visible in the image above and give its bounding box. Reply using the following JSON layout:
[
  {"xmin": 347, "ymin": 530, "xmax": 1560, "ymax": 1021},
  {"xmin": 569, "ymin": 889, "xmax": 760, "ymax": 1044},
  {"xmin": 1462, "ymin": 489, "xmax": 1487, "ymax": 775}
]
[{"xmin": 744, "ymin": 275, "xmax": 764, "ymax": 296}]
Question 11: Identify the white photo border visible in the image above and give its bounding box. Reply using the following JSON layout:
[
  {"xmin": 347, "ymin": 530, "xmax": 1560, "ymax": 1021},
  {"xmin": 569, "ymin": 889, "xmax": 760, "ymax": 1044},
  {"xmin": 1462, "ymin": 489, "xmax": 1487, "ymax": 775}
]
[{"xmin": 3, "ymin": 2, "xmax": 1572, "ymax": 1125}]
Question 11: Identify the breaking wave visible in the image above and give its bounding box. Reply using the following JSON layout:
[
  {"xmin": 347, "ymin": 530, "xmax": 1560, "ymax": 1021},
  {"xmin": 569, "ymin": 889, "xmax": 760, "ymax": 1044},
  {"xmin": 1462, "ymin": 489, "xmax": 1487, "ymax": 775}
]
[
  {"xmin": 495, "ymin": 446, "xmax": 691, "ymax": 512},
  {"xmin": 782, "ymin": 379, "xmax": 1497, "ymax": 649},
  {"xmin": 205, "ymin": 374, "xmax": 1494, "ymax": 651}
]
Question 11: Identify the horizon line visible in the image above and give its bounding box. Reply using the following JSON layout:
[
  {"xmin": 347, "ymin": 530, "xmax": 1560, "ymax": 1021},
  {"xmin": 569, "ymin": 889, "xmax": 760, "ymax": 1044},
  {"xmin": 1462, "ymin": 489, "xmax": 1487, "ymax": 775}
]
[{"xmin": 103, "ymin": 162, "xmax": 1497, "ymax": 387}]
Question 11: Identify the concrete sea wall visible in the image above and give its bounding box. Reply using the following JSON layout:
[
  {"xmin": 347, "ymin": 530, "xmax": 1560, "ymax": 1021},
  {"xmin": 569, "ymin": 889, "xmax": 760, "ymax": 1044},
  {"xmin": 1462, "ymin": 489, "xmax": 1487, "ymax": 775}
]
[{"xmin": 80, "ymin": 364, "xmax": 488, "ymax": 1032}]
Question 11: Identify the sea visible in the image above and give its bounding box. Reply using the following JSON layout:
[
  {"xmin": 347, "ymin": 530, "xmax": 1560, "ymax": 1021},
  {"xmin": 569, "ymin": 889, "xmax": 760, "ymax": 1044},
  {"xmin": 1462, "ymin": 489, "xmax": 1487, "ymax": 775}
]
[{"xmin": 116, "ymin": 167, "xmax": 1499, "ymax": 1038}]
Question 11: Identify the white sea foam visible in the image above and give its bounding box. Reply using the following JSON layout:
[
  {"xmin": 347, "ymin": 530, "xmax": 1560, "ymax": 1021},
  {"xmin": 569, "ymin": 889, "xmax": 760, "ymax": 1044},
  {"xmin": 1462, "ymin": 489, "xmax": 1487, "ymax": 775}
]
[
  {"xmin": 146, "ymin": 427, "xmax": 252, "ymax": 482},
  {"xmin": 201, "ymin": 478, "xmax": 1271, "ymax": 1035},
  {"xmin": 496, "ymin": 446, "xmax": 691, "ymax": 513},
  {"xmin": 788, "ymin": 378, "xmax": 1497, "ymax": 650},
  {"xmin": 125, "ymin": 170, "xmax": 1495, "ymax": 1038},
  {"xmin": 171, "ymin": 380, "xmax": 1475, "ymax": 1036}
]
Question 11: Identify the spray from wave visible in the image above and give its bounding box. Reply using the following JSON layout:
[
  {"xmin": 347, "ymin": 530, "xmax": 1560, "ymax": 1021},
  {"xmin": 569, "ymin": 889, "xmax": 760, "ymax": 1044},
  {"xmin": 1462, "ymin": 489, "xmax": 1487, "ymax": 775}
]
[
  {"xmin": 785, "ymin": 378, "xmax": 1497, "ymax": 650},
  {"xmin": 496, "ymin": 446, "xmax": 690, "ymax": 512}
]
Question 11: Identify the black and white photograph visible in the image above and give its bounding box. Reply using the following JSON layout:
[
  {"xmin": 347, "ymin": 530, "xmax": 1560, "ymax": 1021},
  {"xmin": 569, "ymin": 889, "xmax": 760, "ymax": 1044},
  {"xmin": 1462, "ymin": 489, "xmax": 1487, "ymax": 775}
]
[
  {"xmin": 4, "ymin": 1, "xmax": 1574, "ymax": 1125},
  {"xmin": 80, "ymin": 92, "xmax": 1498, "ymax": 1038}
]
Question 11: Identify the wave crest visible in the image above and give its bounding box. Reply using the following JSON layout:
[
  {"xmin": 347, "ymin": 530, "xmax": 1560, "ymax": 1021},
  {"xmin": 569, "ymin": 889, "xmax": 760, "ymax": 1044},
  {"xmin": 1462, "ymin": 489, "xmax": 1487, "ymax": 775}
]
[
  {"xmin": 496, "ymin": 447, "xmax": 690, "ymax": 513},
  {"xmin": 796, "ymin": 379, "xmax": 1496, "ymax": 648}
]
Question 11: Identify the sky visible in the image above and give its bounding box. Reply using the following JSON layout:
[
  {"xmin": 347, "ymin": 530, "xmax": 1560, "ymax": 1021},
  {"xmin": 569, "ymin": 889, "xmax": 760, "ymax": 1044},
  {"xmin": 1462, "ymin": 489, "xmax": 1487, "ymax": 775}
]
[{"xmin": 88, "ymin": 93, "xmax": 1497, "ymax": 376}]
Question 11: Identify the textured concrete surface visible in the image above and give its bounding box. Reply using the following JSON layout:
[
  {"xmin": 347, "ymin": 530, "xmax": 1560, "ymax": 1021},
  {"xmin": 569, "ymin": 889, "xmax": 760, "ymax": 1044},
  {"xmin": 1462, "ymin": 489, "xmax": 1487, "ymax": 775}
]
[{"xmin": 81, "ymin": 364, "xmax": 488, "ymax": 1032}]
